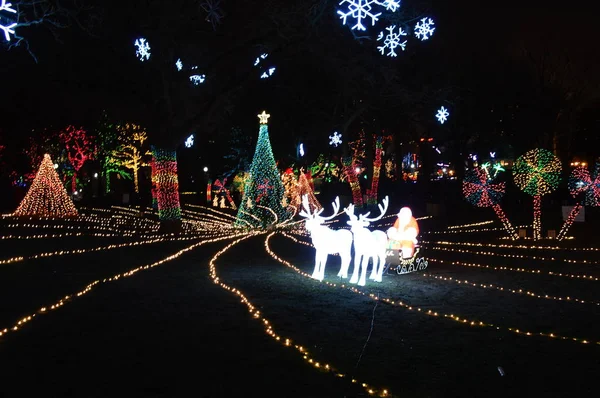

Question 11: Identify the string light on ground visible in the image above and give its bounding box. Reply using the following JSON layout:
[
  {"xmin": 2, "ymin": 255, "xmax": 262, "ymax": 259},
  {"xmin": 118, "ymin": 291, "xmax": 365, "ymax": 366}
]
[
  {"xmin": 270, "ymin": 233, "xmax": 600, "ymax": 347},
  {"xmin": 426, "ymin": 258, "xmax": 600, "ymax": 282},
  {"xmin": 208, "ymin": 233, "xmax": 390, "ymax": 397},
  {"xmin": 423, "ymin": 240, "xmax": 600, "ymax": 252},
  {"xmin": 0, "ymin": 232, "xmax": 248, "ymax": 342},
  {"xmin": 423, "ymin": 245, "xmax": 600, "ymax": 265},
  {"xmin": 420, "ymin": 273, "xmax": 600, "ymax": 306}
]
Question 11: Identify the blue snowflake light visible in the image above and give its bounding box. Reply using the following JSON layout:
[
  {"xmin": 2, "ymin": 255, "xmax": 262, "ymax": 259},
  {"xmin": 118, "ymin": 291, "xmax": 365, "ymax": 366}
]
[
  {"xmin": 377, "ymin": 25, "xmax": 407, "ymax": 57},
  {"xmin": 176, "ymin": 58, "xmax": 183, "ymax": 71},
  {"xmin": 0, "ymin": 0, "xmax": 17, "ymax": 42},
  {"xmin": 299, "ymin": 143, "xmax": 305, "ymax": 157},
  {"xmin": 337, "ymin": 0, "xmax": 382, "ymax": 31},
  {"xmin": 381, "ymin": 0, "xmax": 401, "ymax": 12},
  {"xmin": 134, "ymin": 38, "xmax": 151, "ymax": 61},
  {"xmin": 436, "ymin": 106, "xmax": 449, "ymax": 124},
  {"xmin": 329, "ymin": 131, "xmax": 343, "ymax": 147},
  {"xmin": 190, "ymin": 74, "xmax": 206, "ymax": 85},
  {"xmin": 254, "ymin": 53, "xmax": 268, "ymax": 66},
  {"xmin": 185, "ymin": 134, "xmax": 194, "ymax": 148},
  {"xmin": 414, "ymin": 17, "xmax": 435, "ymax": 41}
]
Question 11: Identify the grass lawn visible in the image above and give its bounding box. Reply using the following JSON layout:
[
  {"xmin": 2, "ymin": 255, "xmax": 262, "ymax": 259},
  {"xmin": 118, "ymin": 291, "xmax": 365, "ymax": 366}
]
[{"xmin": 0, "ymin": 207, "xmax": 598, "ymax": 397}]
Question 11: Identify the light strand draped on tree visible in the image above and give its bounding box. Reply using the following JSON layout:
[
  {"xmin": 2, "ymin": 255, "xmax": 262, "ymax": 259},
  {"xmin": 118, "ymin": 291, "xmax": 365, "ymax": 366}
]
[
  {"xmin": 59, "ymin": 125, "xmax": 94, "ymax": 194},
  {"xmin": 13, "ymin": 154, "xmax": 78, "ymax": 217},
  {"xmin": 557, "ymin": 163, "xmax": 600, "ymax": 240},
  {"xmin": 111, "ymin": 123, "xmax": 150, "ymax": 193},
  {"xmin": 151, "ymin": 147, "xmax": 182, "ymax": 222},
  {"xmin": 234, "ymin": 111, "xmax": 287, "ymax": 228},
  {"xmin": 366, "ymin": 135, "xmax": 385, "ymax": 205}
]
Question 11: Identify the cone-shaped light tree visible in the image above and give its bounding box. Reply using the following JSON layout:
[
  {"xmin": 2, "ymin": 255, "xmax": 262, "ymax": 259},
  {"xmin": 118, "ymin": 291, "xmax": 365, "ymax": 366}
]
[
  {"xmin": 13, "ymin": 154, "xmax": 78, "ymax": 217},
  {"xmin": 235, "ymin": 111, "xmax": 287, "ymax": 228},
  {"xmin": 292, "ymin": 169, "xmax": 321, "ymax": 213}
]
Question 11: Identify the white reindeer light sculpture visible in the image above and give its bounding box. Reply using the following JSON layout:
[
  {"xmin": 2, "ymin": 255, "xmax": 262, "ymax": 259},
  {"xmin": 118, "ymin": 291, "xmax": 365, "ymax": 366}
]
[
  {"xmin": 344, "ymin": 196, "xmax": 389, "ymax": 286},
  {"xmin": 299, "ymin": 195, "xmax": 353, "ymax": 282}
]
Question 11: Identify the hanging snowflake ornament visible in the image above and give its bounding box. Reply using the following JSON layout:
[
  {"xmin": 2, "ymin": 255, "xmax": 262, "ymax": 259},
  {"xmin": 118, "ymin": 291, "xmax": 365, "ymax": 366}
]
[
  {"xmin": 200, "ymin": 0, "xmax": 224, "ymax": 31},
  {"xmin": 337, "ymin": 0, "xmax": 382, "ymax": 31},
  {"xmin": 185, "ymin": 134, "xmax": 194, "ymax": 148},
  {"xmin": 414, "ymin": 17, "xmax": 435, "ymax": 41},
  {"xmin": 176, "ymin": 58, "xmax": 183, "ymax": 71},
  {"xmin": 381, "ymin": 0, "xmax": 401, "ymax": 12},
  {"xmin": 0, "ymin": 0, "xmax": 18, "ymax": 42},
  {"xmin": 190, "ymin": 74, "xmax": 206, "ymax": 85},
  {"xmin": 436, "ymin": 106, "xmax": 449, "ymax": 124},
  {"xmin": 377, "ymin": 25, "xmax": 407, "ymax": 57},
  {"xmin": 329, "ymin": 131, "xmax": 343, "ymax": 147},
  {"xmin": 134, "ymin": 38, "xmax": 151, "ymax": 61},
  {"xmin": 254, "ymin": 53, "xmax": 268, "ymax": 66}
]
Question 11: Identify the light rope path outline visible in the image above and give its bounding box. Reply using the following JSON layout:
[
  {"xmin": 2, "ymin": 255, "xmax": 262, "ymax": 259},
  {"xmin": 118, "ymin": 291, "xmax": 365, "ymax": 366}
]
[
  {"xmin": 424, "ymin": 240, "xmax": 600, "ymax": 252},
  {"xmin": 285, "ymin": 232, "xmax": 599, "ymax": 306},
  {"xmin": 208, "ymin": 233, "xmax": 391, "ymax": 397},
  {"xmin": 0, "ymin": 232, "xmax": 236, "ymax": 266},
  {"xmin": 272, "ymin": 232, "xmax": 600, "ymax": 347},
  {"xmin": 423, "ymin": 245, "xmax": 600, "ymax": 265},
  {"xmin": 0, "ymin": 231, "xmax": 249, "ymax": 343},
  {"xmin": 426, "ymin": 258, "xmax": 600, "ymax": 281}
]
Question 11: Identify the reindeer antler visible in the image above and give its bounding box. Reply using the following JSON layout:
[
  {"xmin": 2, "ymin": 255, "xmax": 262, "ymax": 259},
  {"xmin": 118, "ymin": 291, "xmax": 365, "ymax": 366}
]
[
  {"xmin": 320, "ymin": 196, "xmax": 340, "ymax": 221},
  {"xmin": 360, "ymin": 196, "xmax": 389, "ymax": 222}
]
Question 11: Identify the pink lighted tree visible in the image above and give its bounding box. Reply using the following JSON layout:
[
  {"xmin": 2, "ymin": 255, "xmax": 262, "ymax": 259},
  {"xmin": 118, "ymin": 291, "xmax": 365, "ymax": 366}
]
[{"xmin": 59, "ymin": 125, "xmax": 94, "ymax": 194}]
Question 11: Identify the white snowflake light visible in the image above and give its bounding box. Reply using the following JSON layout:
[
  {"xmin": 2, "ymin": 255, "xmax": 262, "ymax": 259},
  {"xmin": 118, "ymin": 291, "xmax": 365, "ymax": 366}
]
[
  {"xmin": 260, "ymin": 67, "xmax": 276, "ymax": 79},
  {"xmin": 185, "ymin": 134, "xmax": 194, "ymax": 148},
  {"xmin": 190, "ymin": 74, "xmax": 206, "ymax": 85},
  {"xmin": 0, "ymin": 0, "xmax": 17, "ymax": 42},
  {"xmin": 381, "ymin": 0, "xmax": 401, "ymax": 12},
  {"xmin": 377, "ymin": 25, "xmax": 407, "ymax": 57},
  {"xmin": 337, "ymin": 0, "xmax": 382, "ymax": 31},
  {"xmin": 414, "ymin": 17, "xmax": 435, "ymax": 41},
  {"xmin": 176, "ymin": 58, "xmax": 183, "ymax": 71},
  {"xmin": 299, "ymin": 143, "xmax": 305, "ymax": 157},
  {"xmin": 436, "ymin": 106, "xmax": 449, "ymax": 124},
  {"xmin": 329, "ymin": 131, "xmax": 343, "ymax": 147},
  {"xmin": 134, "ymin": 38, "xmax": 151, "ymax": 61}
]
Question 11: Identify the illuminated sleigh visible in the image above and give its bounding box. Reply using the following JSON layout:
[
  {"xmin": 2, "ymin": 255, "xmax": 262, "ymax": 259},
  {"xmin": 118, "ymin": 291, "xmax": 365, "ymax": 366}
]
[{"xmin": 384, "ymin": 240, "xmax": 428, "ymax": 275}]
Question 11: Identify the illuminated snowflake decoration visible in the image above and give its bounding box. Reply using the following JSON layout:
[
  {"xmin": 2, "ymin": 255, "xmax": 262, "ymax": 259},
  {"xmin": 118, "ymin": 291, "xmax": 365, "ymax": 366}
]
[
  {"xmin": 0, "ymin": 0, "xmax": 18, "ymax": 42},
  {"xmin": 261, "ymin": 67, "xmax": 276, "ymax": 79},
  {"xmin": 377, "ymin": 25, "xmax": 407, "ymax": 57},
  {"xmin": 134, "ymin": 38, "xmax": 151, "ymax": 61},
  {"xmin": 382, "ymin": 0, "xmax": 401, "ymax": 12},
  {"xmin": 200, "ymin": 0, "xmax": 224, "ymax": 30},
  {"xmin": 176, "ymin": 58, "xmax": 183, "ymax": 71},
  {"xmin": 190, "ymin": 74, "xmax": 206, "ymax": 85},
  {"xmin": 299, "ymin": 143, "xmax": 305, "ymax": 157},
  {"xmin": 337, "ymin": 0, "xmax": 382, "ymax": 31},
  {"xmin": 329, "ymin": 131, "xmax": 343, "ymax": 147},
  {"xmin": 185, "ymin": 134, "xmax": 194, "ymax": 148},
  {"xmin": 254, "ymin": 53, "xmax": 268, "ymax": 66},
  {"xmin": 435, "ymin": 106, "xmax": 449, "ymax": 124},
  {"xmin": 414, "ymin": 17, "xmax": 435, "ymax": 41}
]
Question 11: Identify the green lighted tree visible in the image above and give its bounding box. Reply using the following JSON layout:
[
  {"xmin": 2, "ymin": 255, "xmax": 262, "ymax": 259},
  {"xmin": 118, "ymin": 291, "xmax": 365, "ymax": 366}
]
[
  {"xmin": 95, "ymin": 111, "xmax": 131, "ymax": 193},
  {"xmin": 111, "ymin": 123, "xmax": 150, "ymax": 193},
  {"xmin": 235, "ymin": 111, "xmax": 287, "ymax": 229}
]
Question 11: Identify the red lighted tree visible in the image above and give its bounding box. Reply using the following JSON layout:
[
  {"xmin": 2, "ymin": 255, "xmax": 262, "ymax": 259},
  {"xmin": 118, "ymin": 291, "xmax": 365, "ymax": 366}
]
[
  {"xmin": 13, "ymin": 154, "xmax": 78, "ymax": 217},
  {"xmin": 59, "ymin": 126, "xmax": 94, "ymax": 194}
]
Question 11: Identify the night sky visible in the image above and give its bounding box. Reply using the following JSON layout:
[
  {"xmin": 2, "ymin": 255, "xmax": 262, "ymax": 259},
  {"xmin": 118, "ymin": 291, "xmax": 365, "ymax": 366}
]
[{"xmin": 0, "ymin": 0, "xmax": 598, "ymax": 155}]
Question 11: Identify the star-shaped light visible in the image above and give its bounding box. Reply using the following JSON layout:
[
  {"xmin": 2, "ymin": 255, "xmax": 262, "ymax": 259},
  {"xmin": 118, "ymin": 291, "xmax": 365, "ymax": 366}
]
[{"xmin": 258, "ymin": 111, "xmax": 270, "ymax": 124}]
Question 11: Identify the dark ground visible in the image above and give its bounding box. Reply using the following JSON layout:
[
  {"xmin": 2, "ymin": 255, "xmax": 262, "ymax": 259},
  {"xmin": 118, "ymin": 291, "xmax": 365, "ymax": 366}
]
[{"xmin": 0, "ymin": 208, "xmax": 598, "ymax": 397}]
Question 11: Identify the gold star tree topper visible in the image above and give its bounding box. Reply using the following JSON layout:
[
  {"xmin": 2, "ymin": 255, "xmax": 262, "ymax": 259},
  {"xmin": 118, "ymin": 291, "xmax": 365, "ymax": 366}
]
[{"xmin": 258, "ymin": 111, "xmax": 270, "ymax": 124}]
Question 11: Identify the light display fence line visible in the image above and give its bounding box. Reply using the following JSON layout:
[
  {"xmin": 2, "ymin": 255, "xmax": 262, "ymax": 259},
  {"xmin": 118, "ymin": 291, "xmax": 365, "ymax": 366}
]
[
  {"xmin": 420, "ymin": 273, "xmax": 600, "ymax": 306},
  {"xmin": 185, "ymin": 204, "xmax": 239, "ymax": 221},
  {"xmin": 268, "ymin": 233, "xmax": 599, "ymax": 347},
  {"xmin": 208, "ymin": 233, "xmax": 390, "ymax": 397},
  {"xmin": 424, "ymin": 240, "xmax": 600, "ymax": 252},
  {"xmin": 426, "ymin": 258, "xmax": 600, "ymax": 282},
  {"xmin": 422, "ymin": 245, "xmax": 600, "ymax": 266},
  {"xmin": 0, "ymin": 232, "xmax": 246, "ymax": 343}
]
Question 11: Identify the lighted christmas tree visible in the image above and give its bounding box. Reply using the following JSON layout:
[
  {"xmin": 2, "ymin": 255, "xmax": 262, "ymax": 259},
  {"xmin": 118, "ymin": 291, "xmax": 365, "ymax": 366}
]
[
  {"xmin": 234, "ymin": 111, "xmax": 287, "ymax": 228},
  {"xmin": 13, "ymin": 154, "xmax": 78, "ymax": 217},
  {"xmin": 292, "ymin": 169, "xmax": 321, "ymax": 213}
]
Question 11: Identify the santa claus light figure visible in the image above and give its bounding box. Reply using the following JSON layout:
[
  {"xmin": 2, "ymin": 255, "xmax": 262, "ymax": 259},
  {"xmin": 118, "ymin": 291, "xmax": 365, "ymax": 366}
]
[{"xmin": 387, "ymin": 207, "xmax": 419, "ymax": 259}]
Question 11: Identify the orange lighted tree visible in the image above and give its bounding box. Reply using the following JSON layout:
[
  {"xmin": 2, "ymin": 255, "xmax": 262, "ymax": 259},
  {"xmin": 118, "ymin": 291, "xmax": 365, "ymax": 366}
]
[
  {"xmin": 59, "ymin": 126, "xmax": 94, "ymax": 194},
  {"xmin": 111, "ymin": 123, "xmax": 150, "ymax": 193}
]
